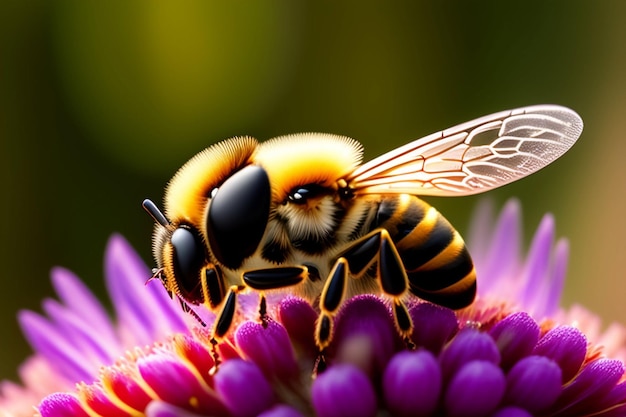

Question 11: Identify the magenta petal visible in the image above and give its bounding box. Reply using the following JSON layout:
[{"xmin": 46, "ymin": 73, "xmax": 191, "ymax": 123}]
[
  {"xmin": 145, "ymin": 401, "xmax": 205, "ymax": 417},
  {"xmin": 383, "ymin": 350, "xmax": 441, "ymax": 417},
  {"xmin": 214, "ymin": 359, "xmax": 274, "ymax": 417},
  {"xmin": 171, "ymin": 333, "xmax": 216, "ymax": 387},
  {"xmin": 490, "ymin": 406, "xmax": 533, "ymax": 417},
  {"xmin": 543, "ymin": 238, "xmax": 569, "ymax": 317},
  {"xmin": 552, "ymin": 359, "xmax": 624, "ymax": 415},
  {"xmin": 312, "ymin": 364, "xmax": 377, "ymax": 417},
  {"xmin": 520, "ymin": 214, "xmax": 554, "ymax": 309},
  {"xmin": 505, "ymin": 355, "xmax": 562, "ymax": 412},
  {"xmin": 409, "ymin": 302, "xmax": 458, "ymax": 354},
  {"xmin": 533, "ymin": 325, "xmax": 586, "ymax": 382},
  {"xmin": 101, "ymin": 366, "xmax": 152, "ymax": 412},
  {"xmin": 42, "ymin": 299, "xmax": 117, "ymax": 365},
  {"xmin": 489, "ymin": 312, "xmax": 540, "ymax": 370},
  {"xmin": 479, "ymin": 198, "xmax": 522, "ymax": 292},
  {"xmin": 440, "ymin": 329, "xmax": 500, "ymax": 381},
  {"xmin": 465, "ymin": 198, "xmax": 496, "ymax": 266},
  {"xmin": 38, "ymin": 393, "xmax": 90, "ymax": 417},
  {"xmin": 444, "ymin": 360, "xmax": 506, "ymax": 417},
  {"xmin": 79, "ymin": 381, "xmax": 137, "ymax": 417},
  {"xmin": 137, "ymin": 354, "xmax": 228, "ymax": 415},
  {"xmin": 105, "ymin": 235, "xmax": 187, "ymax": 346},
  {"xmin": 51, "ymin": 267, "xmax": 117, "ymax": 343},
  {"xmin": 235, "ymin": 319, "xmax": 298, "ymax": 379},
  {"xmin": 257, "ymin": 404, "xmax": 306, "ymax": 417},
  {"xmin": 592, "ymin": 381, "xmax": 626, "ymax": 415},
  {"xmin": 18, "ymin": 310, "xmax": 94, "ymax": 383}
]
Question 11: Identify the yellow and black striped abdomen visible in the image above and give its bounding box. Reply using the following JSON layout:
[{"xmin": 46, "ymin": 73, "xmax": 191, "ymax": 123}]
[{"xmin": 372, "ymin": 194, "xmax": 476, "ymax": 309}]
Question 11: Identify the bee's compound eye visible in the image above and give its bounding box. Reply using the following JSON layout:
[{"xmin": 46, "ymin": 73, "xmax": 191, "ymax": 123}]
[
  {"xmin": 170, "ymin": 227, "xmax": 205, "ymax": 304},
  {"xmin": 288, "ymin": 183, "xmax": 326, "ymax": 204},
  {"xmin": 207, "ymin": 165, "xmax": 271, "ymax": 269}
]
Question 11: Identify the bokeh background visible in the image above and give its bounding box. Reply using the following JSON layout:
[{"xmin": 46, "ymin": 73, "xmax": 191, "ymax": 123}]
[{"xmin": 1, "ymin": 1, "xmax": 625, "ymax": 381}]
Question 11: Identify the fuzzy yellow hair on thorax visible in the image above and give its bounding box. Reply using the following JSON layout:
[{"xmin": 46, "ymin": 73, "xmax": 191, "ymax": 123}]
[{"xmin": 255, "ymin": 133, "xmax": 364, "ymax": 202}]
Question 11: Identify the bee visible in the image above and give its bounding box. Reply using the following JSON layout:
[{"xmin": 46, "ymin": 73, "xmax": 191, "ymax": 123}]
[{"xmin": 143, "ymin": 104, "xmax": 582, "ymax": 357}]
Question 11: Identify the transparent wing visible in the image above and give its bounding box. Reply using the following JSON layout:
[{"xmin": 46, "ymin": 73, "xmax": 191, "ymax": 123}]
[{"xmin": 346, "ymin": 105, "xmax": 583, "ymax": 196}]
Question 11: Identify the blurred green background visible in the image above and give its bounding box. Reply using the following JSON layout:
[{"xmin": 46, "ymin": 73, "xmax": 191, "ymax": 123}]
[{"xmin": 1, "ymin": 1, "xmax": 625, "ymax": 381}]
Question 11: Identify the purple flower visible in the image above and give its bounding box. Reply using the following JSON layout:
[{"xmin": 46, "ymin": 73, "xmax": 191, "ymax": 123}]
[
  {"xmin": 466, "ymin": 198, "xmax": 569, "ymax": 320},
  {"xmin": 2, "ymin": 199, "xmax": 626, "ymax": 416}
]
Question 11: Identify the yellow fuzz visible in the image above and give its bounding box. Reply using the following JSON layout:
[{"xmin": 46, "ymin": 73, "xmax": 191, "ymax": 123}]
[
  {"xmin": 164, "ymin": 137, "xmax": 258, "ymax": 223},
  {"xmin": 255, "ymin": 133, "xmax": 363, "ymax": 203}
]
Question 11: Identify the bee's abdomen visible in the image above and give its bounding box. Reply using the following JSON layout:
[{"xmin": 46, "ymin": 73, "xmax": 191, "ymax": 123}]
[{"xmin": 373, "ymin": 195, "xmax": 476, "ymax": 309}]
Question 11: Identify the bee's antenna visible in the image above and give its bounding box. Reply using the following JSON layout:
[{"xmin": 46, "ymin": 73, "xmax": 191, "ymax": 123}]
[{"xmin": 143, "ymin": 199, "xmax": 170, "ymax": 227}]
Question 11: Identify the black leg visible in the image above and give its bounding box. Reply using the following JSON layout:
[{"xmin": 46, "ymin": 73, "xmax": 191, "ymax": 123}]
[
  {"xmin": 244, "ymin": 265, "xmax": 308, "ymax": 325},
  {"xmin": 210, "ymin": 285, "xmax": 243, "ymax": 372},
  {"xmin": 315, "ymin": 228, "xmax": 414, "ymax": 353},
  {"xmin": 316, "ymin": 258, "xmax": 348, "ymax": 350},
  {"xmin": 177, "ymin": 297, "xmax": 207, "ymax": 327},
  {"xmin": 211, "ymin": 285, "xmax": 242, "ymax": 341},
  {"xmin": 209, "ymin": 266, "xmax": 308, "ymax": 372},
  {"xmin": 243, "ymin": 266, "xmax": 308, "ymax": 290}
]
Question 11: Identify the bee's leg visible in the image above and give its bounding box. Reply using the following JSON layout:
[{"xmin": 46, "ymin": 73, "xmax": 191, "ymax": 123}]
[
  {"xmin": 340, "ymin": 228, "xmax": 414, "ymax": 345},
  {"xmin": 243, "ymin": 266, "xmax": 308, "ymax": 325},
  {"xmin": 314, "ymin": 258, "xmax": 349, "ymax": 374},
  {"xmin": 210, "ymin": 285, "xmax": 244, "ymax": 372},
  {"xmin": 258, "ymin": 294, "xmax": 268, "ymax": 327},
  {"xmin": 211, "ymin": 286, "xmax": 241, "ymax": 340},
  {"xmin": 376, "ymin": 230, "xmax": 414, "ymax": 345},
  {"xmin": 177, "ymin": 297, "xmax": 207, "ymax": 327},
  {"xmin": 316, "ymin": 258, "xmax": 349, "ymax": 351},
  {"xmin": 151, "ymin": 266, "xmax": 208, "ymax": 327},
  {"xmin": 243, "ymin": 266, "xmax": 309, "ymax": 290}
]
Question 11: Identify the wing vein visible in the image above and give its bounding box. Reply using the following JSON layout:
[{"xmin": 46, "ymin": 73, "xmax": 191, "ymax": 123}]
[{"xmin": 345, "ymin": 105, "xmax": 582, "ymax": 197}]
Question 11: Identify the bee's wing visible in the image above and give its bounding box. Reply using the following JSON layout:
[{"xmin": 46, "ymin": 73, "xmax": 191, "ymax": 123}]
[{"xmin": 346, "ymin": 105, "xmax": 583, "ymax": 196}]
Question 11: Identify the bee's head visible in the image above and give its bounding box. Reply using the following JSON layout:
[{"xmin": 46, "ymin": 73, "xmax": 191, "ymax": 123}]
[
  {"xmin": 143, "ymin": 137, "xmax": 271, "ymax": 304},
  {"xmin": 254, "ymin": 134, "xmax": 363, "ymax": 250}
]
